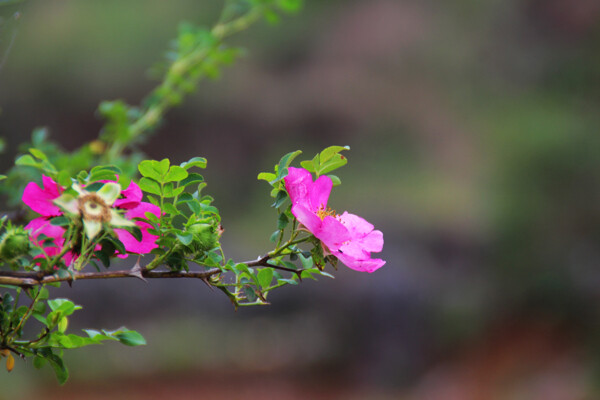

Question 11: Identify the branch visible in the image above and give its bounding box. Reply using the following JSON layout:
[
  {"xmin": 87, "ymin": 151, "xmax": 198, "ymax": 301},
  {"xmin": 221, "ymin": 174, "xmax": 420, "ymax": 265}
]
[
  {"xmin": 243, "ymin": 254, "xmax": 305, "ymax": 279},
  {"xmin": 0, "ymin": 266, "xmax": 221, "ymax": 287},
  {"xmin": 0, "ymin": 250, "xmax": 307, "ymax": 288}
]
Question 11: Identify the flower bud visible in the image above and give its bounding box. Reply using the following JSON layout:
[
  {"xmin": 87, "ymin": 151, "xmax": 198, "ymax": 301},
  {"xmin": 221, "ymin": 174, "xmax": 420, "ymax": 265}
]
[
  {"xmin": 0, "ymin": 226, "xmax": 31, "ymax": 262},
  {"xmin": 188, "ymin": 223, "xmax": 218, "ymax": 252}
]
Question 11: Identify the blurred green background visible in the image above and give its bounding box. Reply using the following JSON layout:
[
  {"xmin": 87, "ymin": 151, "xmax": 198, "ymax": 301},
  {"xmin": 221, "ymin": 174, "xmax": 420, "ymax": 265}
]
[{"xmin": 1, "ymin": 0, "xmax": 600, "ymax": 398}]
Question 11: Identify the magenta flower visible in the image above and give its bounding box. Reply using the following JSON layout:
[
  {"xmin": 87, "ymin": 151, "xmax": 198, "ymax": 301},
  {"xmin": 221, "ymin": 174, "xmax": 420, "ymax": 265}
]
[
  {"xmin": 114, "ymin": 202, "xmax": 160, "ymax": 256},
  {"xmin": 22, "ymin": 176, "xmax": 160, "ymax": 263},
  {"xmin": 284, "ymin": 167, "xmax": 385, "ymax": 273},
  {"xmin": 333, "ymin": 212, "xmax": 385, "ymax": 273},
  {"xmin": 22, "ymin": 175, "xmax": 63, "ymax": 217},
  {"xmin": 23, "ymin": 176, "xmax": 74, "ymax": 263}
]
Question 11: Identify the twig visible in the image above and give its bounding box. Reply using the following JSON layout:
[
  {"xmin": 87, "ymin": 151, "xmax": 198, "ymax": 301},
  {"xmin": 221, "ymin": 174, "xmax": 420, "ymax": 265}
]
[
  {"xmin": 0, "ymin": 267, "xmax": 221, "ymax": 287},
  {"xmin": 243, "ymin": 254, "xmax": 305, "ymax": 279}
]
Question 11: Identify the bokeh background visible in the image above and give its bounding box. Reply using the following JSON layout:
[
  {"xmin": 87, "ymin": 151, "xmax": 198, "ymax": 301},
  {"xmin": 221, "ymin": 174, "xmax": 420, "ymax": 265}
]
[{"xmin": 1, "ymin": 0, "xmax": 600, "ymax": 399}]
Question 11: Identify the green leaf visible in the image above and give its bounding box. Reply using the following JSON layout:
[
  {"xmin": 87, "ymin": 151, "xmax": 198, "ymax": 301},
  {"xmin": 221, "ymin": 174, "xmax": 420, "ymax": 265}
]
[
  {"xmin": 84, "ymin": 329, "xmax": 115, "ymax": 342},
  {"xmin": 186, "ymin": 201, "xmax": 201, "ymax": 215},
  {"xmin": 180, "ymin": 157, "xmax": 207, "ymax": 170},
  {"xmin": 162, "ymin": 202, "xmax": 179, "ymax": 216},
  {"xmin": 139, "ymin": 177, "xmax": 161, "ymax": 196},
  {"xmin": 257, "ymin": 172, "xmax": 276, "ymax": 182},
  {"xmin": 319, "ymin": 145, "xmax": 350, "ymax": 163},
  {"xmin": 301, "ymin": 270, "xmax": 317, "ymax": 280},
  {"xmin": 47, "ymin": 298, "xmax": 79, "ymax": 315},
  {"xmin": 15, "ymin": 154, "xmax": 39, "ymax": 167},
  {"xmin": 33, "ymin": 356, "xmax": 47, "ymax": 369},
  {"xmin": 138, "ymin": 160, "xmax": 162, "ymax": 181},
  {"xmin": 317, "ymin": 154, "xmax": 348, "ymax": 176},
  {"xmin": 181, "ymin": 173, "xmax": 204, "ymax": 187},
  {"xmin": 282, "ymin": 261, "xmax": 298, "ymax": 270},
  {"xmin": 176, "ymin": 233, "xmax": 193, "ymax": 246},
  {"xmin": 165, "ymin": 166, "xmax": 188, "ymax": 182},
  {"xmin": 272, "ymin": 150, "xmax": 302, "ymax": 183},
  {"xmin": 88, "ymin": 169, "xmax": 118, "ymax": 183},
  {"xmin": 50, "ymin": 216, "xmax": 70, "ymax": 226},
  {"xmin": 119, "ymin": 175, "xmax": 131, "ymax": 191},
  {"xmin": 299, "ymin": 160, "xmax": 314, "ymax": 172},
  {"xmin": 148, "ymin": 195, "xmax": 160, "ymax": 207},
  {"xmin": 113, "ymin": 330, "xmax": 146, "ymax": 346},
  {"xmin": 327, "ymin": 174, "xmax": 341, "ymax": 186},
  {"xmin": 94, "ymin": 250, "xmax": 110, "ymax": 268},
  {"xmin": 299, "ymin": 253, "xmax": 313, "ymax": 269},
  {"xmin": 156, "ymin": 159, "xmax": 170, "ymax": 176},
  {"xmin": 277, "ymin": 278, "xmax": 298, "ymax": 285},
  {"xmin": 47, "ymin": 351, "xmax": 69, "ymax": 384},
  {"xmin": 57, "ymin": 170, "xmax": 71, "ymax": 187},
  {"xmin": 277, "ymin": 212, "xmax": 289, "ymax": 230},
  {"xmin": 236, "ymin": 263, "xmax": 260, "ymax": 287},
  {"xmin": 258, "ymin": 268, "xmax": 274, "ymax": 289},
  {"xmin": 317, "ymin": 270, "xmax": 335, "ymax": 279},
  {"xmin": 29, "ymin": 147, "xmax": 48, "ymax": 161},
  {"xmin": 126, "ymin": 225, "xmax": 143, "ymax": 242},
  {"xmin": 272, "ymin": 190, "xmax": 288, "ymax": 208}
]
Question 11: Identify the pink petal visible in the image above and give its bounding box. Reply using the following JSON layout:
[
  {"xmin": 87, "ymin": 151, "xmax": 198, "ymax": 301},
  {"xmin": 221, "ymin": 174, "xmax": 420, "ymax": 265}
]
[
  {"xmin": 114, "ymin": 226, "xmax": 159, "ymax": 254},
  {"xmin": 336, "ymin": 253, "xmax": 386, "ymax": 273},
  {"xmin": 317, "ymin": 215, "xmax": 351, "ymax": 249},
  {"xmin": 309, "ymin": 175, "xmax": 332, "ymax": 211},
  {"xmin": 25, "ymin": 217, "xmax": 65, "ymax": 241},
  {"xmin": 361, "ymin": 229, "xmax": 384, "ymax": 253},
  {"xmin": 114, "ymin": 181, "xmax": 142, "ymax": 209},
  {"xmin": 113, "ymin": 201, "xmax": 161, "ymax": 254},
  {"xmin": 124, "ymin": 201, "xmax": 161, "ymax": 220},
  {"xmin": 291, "ymin": 204, "xmax": 323, "ymax": 234},
  {"xmin": 284, "ymin": 167, "xmax": 313, "ymax": 206},
  {"xmin": 337, "ymin": 240, "xmax": 369, "ymax": 260},
  {"xmin": 22, "ymin": 176, "xmax": 62, "ymax": 216},
  {"xmin": 338, "ymin": 212, "xmax": 374, "ymax": 238}
]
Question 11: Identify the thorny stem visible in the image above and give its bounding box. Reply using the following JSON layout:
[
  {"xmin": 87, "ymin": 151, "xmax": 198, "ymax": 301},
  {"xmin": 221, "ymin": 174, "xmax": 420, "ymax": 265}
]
[
  {"xmin": 0, "ymin": 233, "xmax": 311, "ymax": 286},
  {"xmin": 0, "ymin": 267, "xmax": 221, "ymax": 287}
]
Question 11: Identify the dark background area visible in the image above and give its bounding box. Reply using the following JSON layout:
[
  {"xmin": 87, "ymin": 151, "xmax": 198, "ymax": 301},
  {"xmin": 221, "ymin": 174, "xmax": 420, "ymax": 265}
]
[{"xmin": 1, "ymin": 0, "xmax": 600, "ymax": 398}]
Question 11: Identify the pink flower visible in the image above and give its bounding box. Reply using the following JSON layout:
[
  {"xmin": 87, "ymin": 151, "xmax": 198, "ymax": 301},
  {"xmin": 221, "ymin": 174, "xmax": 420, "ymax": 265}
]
[
  {"xmin": 334, "ymin": 212, "xmax": 385, "ymax": 273},
  {"xmin": 284, "ymin": 167, "xmax": 385, "ymax": 273},
  {"xmin": 22, "ymin": 176, "xmax": 160, "ymax": 262},
  {"xmin": 23, "ymin": 177, "xmax": 75, "ymax": 263},
  {"xmin": 114, "ymin": 202, "xmax": 160, "ymax": 256},
  {"xmin": 22, "ymin": 175, "xmax": 63, "ymax": 217}
]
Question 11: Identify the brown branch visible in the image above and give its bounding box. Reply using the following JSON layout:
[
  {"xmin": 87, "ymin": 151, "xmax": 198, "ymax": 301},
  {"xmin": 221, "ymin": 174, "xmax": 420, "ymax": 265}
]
[
  {"xmin": 0, "ymin": 267, "xmax": 221, "ymax": 287},
  {"xmin": 0, "ymin": 251, "xmax": 306, "ymax": 288},
  {"xmin": 243, "ymin": 254, "xmax": 304, "ymax": 279}
]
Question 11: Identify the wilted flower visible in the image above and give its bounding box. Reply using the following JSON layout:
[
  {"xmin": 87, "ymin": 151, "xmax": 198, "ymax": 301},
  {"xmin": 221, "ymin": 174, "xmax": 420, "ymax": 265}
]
[
  {"xmin": 54, "ymin": 182, "xmax": 136, "ymax": 240},
  {"xmin": 22, "ymin": 176, "xmax": 160, "ymax": 263}
]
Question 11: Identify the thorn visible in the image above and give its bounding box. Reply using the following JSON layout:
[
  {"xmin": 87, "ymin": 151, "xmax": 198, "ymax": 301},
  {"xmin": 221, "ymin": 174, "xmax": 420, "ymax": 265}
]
[
  {"xmin": 128, "ymin": 258, "xmax": 147, "ymax": 282},
  {"xmin": 199, "ymin": 276, "xmax": 214, "ymax": 290}
]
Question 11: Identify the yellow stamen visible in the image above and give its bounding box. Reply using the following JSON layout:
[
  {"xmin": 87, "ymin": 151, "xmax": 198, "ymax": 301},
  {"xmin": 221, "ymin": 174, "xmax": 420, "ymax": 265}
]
[{"xmin": 316, "ymin": 205, "xmax": 338, "ymax": 220}]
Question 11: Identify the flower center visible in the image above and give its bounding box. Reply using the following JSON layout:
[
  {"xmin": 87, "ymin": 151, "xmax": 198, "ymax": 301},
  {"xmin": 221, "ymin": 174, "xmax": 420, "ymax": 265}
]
[
  {"xmin": 78, "ymin": 193, "xmax": 111, "ymax": 223},
  {"xmin": 316, "ymin": 205, "xmax": 337, "ymax": 220}
]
